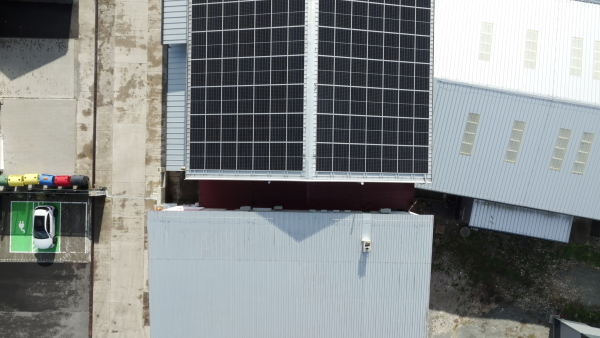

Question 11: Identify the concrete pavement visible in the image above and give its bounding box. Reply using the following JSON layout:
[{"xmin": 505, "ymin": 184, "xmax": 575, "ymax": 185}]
[{"xmin": 91, "ymin": 0, "xmax": 163, "ymax": 336}]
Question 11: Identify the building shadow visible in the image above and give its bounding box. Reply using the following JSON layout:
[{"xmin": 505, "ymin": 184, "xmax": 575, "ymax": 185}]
[
  {"xmin": 357, "ymin": 252, "xmax": 368, "ymax": 278},
  {"xmin": 0, "ymin": 1, "xmax": 76, "ymax": 81},
  {"xmin": 92, "ymin": 196, "xmax": 106, "ymax": 244}
]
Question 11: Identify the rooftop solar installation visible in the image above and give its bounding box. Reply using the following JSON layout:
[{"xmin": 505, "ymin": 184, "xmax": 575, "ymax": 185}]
[{"xmin": 187, "ymin": 0, "xmax": 432, "ymax": 181}]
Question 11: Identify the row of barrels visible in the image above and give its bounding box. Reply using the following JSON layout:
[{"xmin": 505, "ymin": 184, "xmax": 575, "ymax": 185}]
[{"xmin": 0, "ymin": 174, "xmax": 89, "ymax": 188}]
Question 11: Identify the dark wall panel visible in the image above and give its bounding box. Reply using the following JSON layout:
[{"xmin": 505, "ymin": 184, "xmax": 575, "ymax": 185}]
[{"xmin": 199, "ymin": 180, "xmax": 415, "ymax": 211}]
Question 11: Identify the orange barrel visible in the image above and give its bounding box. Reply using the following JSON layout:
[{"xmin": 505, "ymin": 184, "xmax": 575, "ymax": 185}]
[
  {"xmin": 23, "ymin": 173, "xmax": 40, "ymax": 185},
  {"xmin": 54, "ymin": 175, "xmax": 71, "ymax": 187},
  {"xmin": 8, "ymin": 175, "xmax": 24, "ymax": 186},
  {"xmin": 39, "ymin": 174, "xmax": 55, "ymax": 186}
]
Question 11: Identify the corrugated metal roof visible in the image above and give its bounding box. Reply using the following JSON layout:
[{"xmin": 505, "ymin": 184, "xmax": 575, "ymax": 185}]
[
  {"xmin": 469, "ymin": 199, "xmax": 573, "ymax": 242},
  {"xmin": 162, "ymin": 0, "xmax": 187, "ymax": 44},
  {"xmin": 419, "ymin": 80, "xmax": 600, "ymax": 220},
  {"xmin": 166, "ymin": 45, "xmax": 186, "ymax": 170},
  {"xmin": 434, "ymin": 0, "xmax": 600, "ymax": 106},
  {"xmin": 558, "ymin": 318, "xmax": 600, "ymax": 336},
  {"xmin": 148, "ymin": 211, "xmax": 434, "ymax": 338}
]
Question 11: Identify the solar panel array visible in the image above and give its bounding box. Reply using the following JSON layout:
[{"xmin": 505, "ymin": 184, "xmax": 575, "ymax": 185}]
[
  {"xmin": 187, "ymin": 0, "xmax": 432, "ymax": 179},
  {"xmin": 189, "ymin": 0, "xmax": 306, "ymax": 171},
  {"xmin": 316, "ymin": 0, "xmax": 431, "ymax": 174}
]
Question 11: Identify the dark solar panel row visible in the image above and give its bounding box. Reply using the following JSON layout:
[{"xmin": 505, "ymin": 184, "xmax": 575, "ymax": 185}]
[
  {"xmin": 189, "ymin": 0, "xmax": 306, "ymax": 171},
  {"xmin": 316, "ymin": 0, "xmax": 431, "ymax": 174}
]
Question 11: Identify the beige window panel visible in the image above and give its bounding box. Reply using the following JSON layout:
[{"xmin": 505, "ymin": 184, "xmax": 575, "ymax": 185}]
[
  {"xmin": 505, "ymin": 121, "xmax": 526, "ymax": 163},
  {"xmin": 593, "ymin": 41, "xmax": 600, "ymax": 80},
  {"xmin": 479, "ymin": 22, "xmax": 493, "ymax": 62},
  {"xmin": 459, "ymin": 113, "xmax": 480, "ymax": 156},
  {"xmin": 524, "ymin": 30, "xmax": 538, "ymax": 70},
  {"xmin": 572, "ymin": 132, "xmax": 594, "ymax": 175},
  {"xmin": 549, "ymin": 128, "xmax": 571, "ymax": 171},
  {"xmin": 570, "ymin": 37, "xmax": 583, "ymax": 77}
]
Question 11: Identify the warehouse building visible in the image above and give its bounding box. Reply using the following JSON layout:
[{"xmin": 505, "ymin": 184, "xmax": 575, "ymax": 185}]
[
  {"xmin": 418, "ymin": 0, "xmax": 600, "ymax": 242},
  {"xmin": 148, "ymin": 210, "xmax": 434, "ymax": 337}
]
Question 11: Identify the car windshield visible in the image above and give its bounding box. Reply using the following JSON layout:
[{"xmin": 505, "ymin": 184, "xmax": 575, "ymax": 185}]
[{"xmin": 33, "ymin": 215, "xmax": 49, "ymax": 239}]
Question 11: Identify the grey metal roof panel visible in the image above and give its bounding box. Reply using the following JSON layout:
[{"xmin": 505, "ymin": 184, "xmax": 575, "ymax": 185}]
[
  {"xmin": 166, "ymin": 45, "xmax": 186, "ymax": 171},
  {"xmin": 162, "ymin": 0, "xmax": 187, "ymax": 44},
  {"xmin": 469, "ymin": 199, "xmax": 573, "ymax": 242},
  {"xmin": 558, "ymin": 319, "xmax": 600, "ymax": 336},
  {"xmin": 148, "ymin": 211, "xmax": 434, "ymax": 338},
  {"xmin": 419, "ymin": 80, "xmax": 600, "ymax": 220}
]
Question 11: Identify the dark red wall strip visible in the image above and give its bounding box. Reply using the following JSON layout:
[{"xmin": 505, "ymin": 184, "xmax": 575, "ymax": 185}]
[{"xmin": 199, "ymin": 180, "xmax": 415, "ymax": 211}]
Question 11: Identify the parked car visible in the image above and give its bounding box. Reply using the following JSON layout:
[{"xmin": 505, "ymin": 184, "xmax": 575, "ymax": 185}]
[{"xmin": 33, "ymin": 205, "xmax": 57, "ymax": 249}]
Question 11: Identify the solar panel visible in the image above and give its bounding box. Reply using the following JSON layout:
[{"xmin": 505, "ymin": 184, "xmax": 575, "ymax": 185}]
[
  {"xmin": 316, "ymin": 0, "xmax": 431, "ymax": 174},
  {"xmin": 189, "ymin": 0, "xmax": 306, "ymax": 171},
  {"xmin": 187, "ymin": 0, "xmax": 432, "ymax": 180}
]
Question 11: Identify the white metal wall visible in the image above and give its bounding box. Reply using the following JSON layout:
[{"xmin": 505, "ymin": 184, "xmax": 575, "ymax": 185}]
[
  {"xmin": 148, "ymin": 211, "xmax": 434, "ymax": 338},
  {"xmin": 166, "ymin": 45, "xmax": 186, "ymax": 170},
  {"xmin": 469, "ymin": 199, "xmax": 573, "ymax": 242},
  {"xmin": 163, "ymin": 0, "xmax": 187, "ymax": 44},
  {"xmin": 434, "ymin": 0, "xmax": 600, "ymax": 106},
  {"xmin": 419, "ymin": 80, "xmax": 600, "ymax": 221}
]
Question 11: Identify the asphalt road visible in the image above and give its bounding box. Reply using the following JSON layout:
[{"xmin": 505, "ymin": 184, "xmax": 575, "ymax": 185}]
[{"xmin": 0, "ymin": 262, "xmax": 90, "ymax": 338}]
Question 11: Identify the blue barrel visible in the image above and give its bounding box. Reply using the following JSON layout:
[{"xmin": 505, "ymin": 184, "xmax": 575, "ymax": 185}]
[{"xmin": 39, "ymin": 174, "xmax": 55, "ymax": 186}]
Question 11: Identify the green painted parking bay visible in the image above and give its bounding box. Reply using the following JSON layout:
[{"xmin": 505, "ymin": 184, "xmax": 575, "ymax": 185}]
[
  {"xmin": 10, "ymin": 201, "xmax": 62, "ymax": 253},
  {"xmin": 0, "ymin": 196, "xmax": 91, "ymax": 262}
]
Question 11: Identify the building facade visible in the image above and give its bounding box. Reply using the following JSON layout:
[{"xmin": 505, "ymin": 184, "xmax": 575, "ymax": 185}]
[{"xmin": 418, "ymin": 0, "xmax": 600, "ymax": 240}]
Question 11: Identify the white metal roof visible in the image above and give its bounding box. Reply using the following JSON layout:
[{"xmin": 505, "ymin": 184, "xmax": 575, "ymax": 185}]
[
  {"xmin": 468, "ymin": 199, "xmax": 573, "ymax": 242},
  {"xmin": 419, "ymin": 80, "xmax": 600, "ymax": 220},
  {"xmin": 434, "ymin": 0, "xmax": 600, "ymax": 106},
  {"xmin": 148, "ymin": 210, "xmax": 434, "ymax": 338},
  {"xmin": 558, "ymin": 318, "xmax": 600, "ymax": 337}
]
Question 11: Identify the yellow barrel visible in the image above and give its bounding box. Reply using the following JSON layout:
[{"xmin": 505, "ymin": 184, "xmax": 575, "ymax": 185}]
[
  {"xmin": 8, "ymin": 175, "xmax": 24, "ymax": 186},
  {"xmin": 23, "ymin": 173, "xmax": 40, "ymax": 185}
]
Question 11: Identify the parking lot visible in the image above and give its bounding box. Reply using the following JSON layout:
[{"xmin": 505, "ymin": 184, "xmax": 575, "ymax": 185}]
[
  {"xmin": 0, "ymin": 262, "xmax": 90, "ymax": 338},
  {"xmin": 0, "ymin": 193, "xmax": 91, "ymax": 263}
]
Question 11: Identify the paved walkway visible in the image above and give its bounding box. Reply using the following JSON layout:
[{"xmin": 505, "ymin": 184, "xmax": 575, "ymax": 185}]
[{"xmin": 91, "ymin": 0, "xmax": 162, "ymax": 336}]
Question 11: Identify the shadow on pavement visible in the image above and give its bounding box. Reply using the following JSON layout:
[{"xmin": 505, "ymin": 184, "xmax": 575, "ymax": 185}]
[{"xmin": 92, "ymin": 196, "xmax": 106, "ymax": 244}]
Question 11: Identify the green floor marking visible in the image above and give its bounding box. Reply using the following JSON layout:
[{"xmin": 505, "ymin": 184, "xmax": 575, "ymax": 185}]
[{"xmin": 10, "ymin": 201, "xmax": 61, "ymax": 253}]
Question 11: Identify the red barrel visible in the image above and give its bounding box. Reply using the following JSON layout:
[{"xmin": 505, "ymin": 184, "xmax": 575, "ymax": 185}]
[{"xmin": 54, "ymin": 175, "xmax": 71, "ymax": 187}]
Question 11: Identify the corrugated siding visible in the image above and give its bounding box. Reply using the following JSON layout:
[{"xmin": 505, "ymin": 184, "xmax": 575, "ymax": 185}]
[
  {"xmin": 435, "ymin": 0, "xmax": 600, "ymax": 106},
  {"xmin": 419, "ymin": 80, "xmax": 600, "ymax": 220},
  {"xmin": 166, "ymin": 45, "xmax": 186, "ymax": 170},
  {"xmin": 148, "ymin": 211, "xmax": 434, "ymax": 338},
  {"xmin": 163, "ymin": 0, "xmax": 187, "ymax": 44},
  {"xmin": 558, "ymin": 318, "xmax": 600, "ymax": 336},
  {"xmin": 469, "ymin": 199, "xmax": 572, "ymax": 242}
]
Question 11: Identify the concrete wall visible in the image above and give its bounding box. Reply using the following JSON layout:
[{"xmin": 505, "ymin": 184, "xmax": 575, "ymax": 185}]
[{"xmin": 0, "ymin": 99, "xmax": 76, "ymax": 174}]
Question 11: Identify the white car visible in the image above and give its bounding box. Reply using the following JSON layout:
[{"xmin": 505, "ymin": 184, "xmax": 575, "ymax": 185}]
[{"xmin": 33, "ymin": 205, "xmax": 57, "ymax": 249}]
